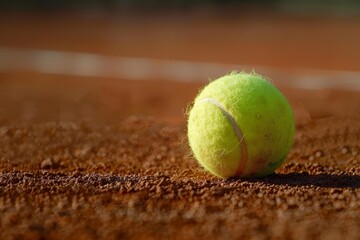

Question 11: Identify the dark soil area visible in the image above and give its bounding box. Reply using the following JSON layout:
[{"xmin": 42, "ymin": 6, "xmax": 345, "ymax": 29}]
[{"xmin": 0, "ymin": 116, "xmax": 359, "ymax": 240}]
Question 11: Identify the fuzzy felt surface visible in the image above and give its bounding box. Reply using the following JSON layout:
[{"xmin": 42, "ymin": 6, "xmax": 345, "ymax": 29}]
[{"xmin": 188, "ymin": 72, "xmax": 295, "ymax": 178}]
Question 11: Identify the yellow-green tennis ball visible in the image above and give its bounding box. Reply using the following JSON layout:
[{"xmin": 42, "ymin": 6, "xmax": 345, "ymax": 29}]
[{"xmin": 187, "ymin": 72, "xmax": 295, "ymax": 178}]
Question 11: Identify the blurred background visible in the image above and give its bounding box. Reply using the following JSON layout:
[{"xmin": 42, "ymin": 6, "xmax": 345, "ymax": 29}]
[{"xmin": 0, "ymin": 0, "xmax": 360, "ymax": 125}]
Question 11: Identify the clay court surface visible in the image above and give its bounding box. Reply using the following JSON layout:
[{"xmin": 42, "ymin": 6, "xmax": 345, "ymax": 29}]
[{"xmin": 0, "ymin": 11, "xmax": 360, "ymax": 239}]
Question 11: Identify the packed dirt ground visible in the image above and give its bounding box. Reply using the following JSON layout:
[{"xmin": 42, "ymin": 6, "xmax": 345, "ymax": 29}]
[
  {"xmin": 0, "ymin": 115, "xmax": 360, "ymax": 240},
  {"xmin": 0, "ymin": 73, "xmax": 359, "ymax": 240}
]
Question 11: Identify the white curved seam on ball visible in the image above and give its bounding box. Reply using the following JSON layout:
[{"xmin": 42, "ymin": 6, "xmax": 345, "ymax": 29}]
[{"xmin": 197, "ymin": 98, "xmax": 245, "ymax": 144}]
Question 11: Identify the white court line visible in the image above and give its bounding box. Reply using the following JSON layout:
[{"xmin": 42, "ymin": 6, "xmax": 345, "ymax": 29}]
[{"xmin": 0, "ymin": 47, "xmax": 360, "ymax": 91}]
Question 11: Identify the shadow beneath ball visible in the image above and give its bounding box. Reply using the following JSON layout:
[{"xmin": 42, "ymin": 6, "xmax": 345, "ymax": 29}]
[{"xmin": 239, "ymin": 172, "xmax": 360, "ymax": 189}]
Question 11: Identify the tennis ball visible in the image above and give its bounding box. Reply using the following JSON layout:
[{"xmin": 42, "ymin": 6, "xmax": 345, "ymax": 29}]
[{"xmin": 187, "ymin": 72, "xmax": 295, "ymax": 178}]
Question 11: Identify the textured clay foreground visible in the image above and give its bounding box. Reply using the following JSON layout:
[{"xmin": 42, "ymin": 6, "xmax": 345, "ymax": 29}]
[{"xmin": 0, "ymin": 116, "xmax": 359, "ymax": 240}]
